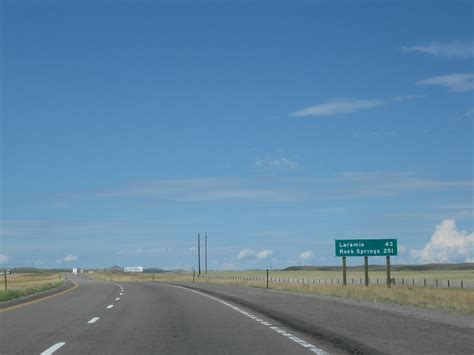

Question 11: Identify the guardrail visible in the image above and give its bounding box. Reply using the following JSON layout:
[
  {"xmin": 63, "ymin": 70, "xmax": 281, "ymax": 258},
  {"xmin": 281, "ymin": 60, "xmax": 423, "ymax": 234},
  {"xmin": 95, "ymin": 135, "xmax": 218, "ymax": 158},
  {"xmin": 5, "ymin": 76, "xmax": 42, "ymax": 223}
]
[{"xmin": 201, "ymin": 274, "xmax": 474, "ymax": 289}]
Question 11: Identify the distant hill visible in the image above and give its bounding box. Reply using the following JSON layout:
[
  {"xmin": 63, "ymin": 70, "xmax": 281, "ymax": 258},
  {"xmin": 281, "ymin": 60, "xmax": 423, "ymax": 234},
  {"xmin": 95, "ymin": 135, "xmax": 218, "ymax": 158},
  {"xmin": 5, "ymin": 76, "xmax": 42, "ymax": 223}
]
[
  {"xmin": 143, "ymin": 268, "xmax": 167, "ymax": 273},
  {"xmin": 8, "ymin": 267, "xmax": 70, "ymax": 273},
  {"xmin": 283, "ymin": 263, "xmax": 474, "ymax": 272}
]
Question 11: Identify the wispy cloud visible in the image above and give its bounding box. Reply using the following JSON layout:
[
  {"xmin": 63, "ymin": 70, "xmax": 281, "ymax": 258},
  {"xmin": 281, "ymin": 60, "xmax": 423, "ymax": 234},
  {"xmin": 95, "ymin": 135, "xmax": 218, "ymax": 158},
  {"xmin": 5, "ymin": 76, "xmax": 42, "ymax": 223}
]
[
  {"xmin": 116, "ymin": 248, "xmax": 168, "ymax": 256},
  {"xmin": 402, "ymin": 40, "xmax": 474, "ymax": 59},
  {"xmin": 254, "ymin": 157, "xmax": 298, "ymax": 169},
  {"xmin": 59, "ymin": 172, "xmax": 472, "ymax": 206},
  {"xmin": 291, "ymin": 96, "xmax": 420, "ymax": 117},
  {"xmin": 417, "ymin": 73, "xmax": 474, "ymax": 92},
  {"xmin": 94, "ymin": 178, "xmax": 308, "ymax": 202}
]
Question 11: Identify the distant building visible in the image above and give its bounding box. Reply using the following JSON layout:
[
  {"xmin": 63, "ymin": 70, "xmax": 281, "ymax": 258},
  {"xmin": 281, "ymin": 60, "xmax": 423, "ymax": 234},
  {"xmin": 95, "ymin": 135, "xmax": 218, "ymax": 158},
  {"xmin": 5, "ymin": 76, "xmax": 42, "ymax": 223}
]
[{"xmin": 124, "ymin": 266, "xmax": 144, "ymax": 273}]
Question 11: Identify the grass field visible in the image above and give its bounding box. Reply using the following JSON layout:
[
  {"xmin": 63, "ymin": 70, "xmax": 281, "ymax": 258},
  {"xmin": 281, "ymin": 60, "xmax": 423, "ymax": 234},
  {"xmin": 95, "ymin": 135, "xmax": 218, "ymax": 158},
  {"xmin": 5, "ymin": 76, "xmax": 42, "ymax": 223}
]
[
  {"xmin": 0, "ymin": 271, "xmax": 64, "ymax": 302},
  {"xmin": 89, "ymin": 269, "xmax": 474, "ymax": 314}
]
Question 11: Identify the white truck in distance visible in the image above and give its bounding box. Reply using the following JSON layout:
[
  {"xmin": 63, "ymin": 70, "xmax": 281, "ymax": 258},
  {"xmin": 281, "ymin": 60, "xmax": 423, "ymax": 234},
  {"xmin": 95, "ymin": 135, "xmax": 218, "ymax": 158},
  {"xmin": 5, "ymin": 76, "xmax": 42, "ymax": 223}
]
[{"xmin": 72, "ymin": 268, "xmax": 78, "ymax": 275}]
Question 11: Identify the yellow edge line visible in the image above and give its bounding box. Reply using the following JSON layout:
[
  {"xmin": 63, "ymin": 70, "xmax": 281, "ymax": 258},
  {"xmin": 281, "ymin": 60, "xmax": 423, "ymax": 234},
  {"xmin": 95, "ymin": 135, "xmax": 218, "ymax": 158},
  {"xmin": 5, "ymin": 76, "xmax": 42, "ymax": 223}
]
[{"xmin": 0, "ymin": 279, "xmax": 80, "ymax": 313}]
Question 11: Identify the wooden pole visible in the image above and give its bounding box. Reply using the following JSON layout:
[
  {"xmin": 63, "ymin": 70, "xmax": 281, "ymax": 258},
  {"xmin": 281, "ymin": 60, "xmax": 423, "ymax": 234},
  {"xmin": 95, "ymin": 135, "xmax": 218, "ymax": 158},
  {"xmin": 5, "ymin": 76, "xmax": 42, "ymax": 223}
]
[
  {"xmin": 266, "ymin": 269, "xmax": 269, "ymax": 289},
  {"xmin": 4, "ymin": 271, "xmax": 7, "ymax": 291},
  {"xmin": 197, "ymin": 233, "xmax": 201, "ymax": 275},
  {"xmin": 342, "ymin": 256, "xmax": 347, "ymax": 286},
  {"xmin": 205, "ymin": 233, "xmax": 208, "ymax": 274},
  {"xmin": 364, "ymin": 256, "xmax": 369, "ymax": 286},
  {"xmin": 386, "ymin": 256, "xmax": 391, "ymax": 288}
]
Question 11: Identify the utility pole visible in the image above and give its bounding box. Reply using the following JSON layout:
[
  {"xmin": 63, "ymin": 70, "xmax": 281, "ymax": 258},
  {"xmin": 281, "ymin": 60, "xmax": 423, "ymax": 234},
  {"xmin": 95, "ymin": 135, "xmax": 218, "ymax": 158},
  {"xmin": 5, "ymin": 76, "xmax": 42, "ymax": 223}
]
[
  {"xmin": 205, "ymin": 232, "xmax": 208, "ymax": 274},
  {"xmin": 197, "ymin": 233, "xmax": 201, "ymax": 275}
]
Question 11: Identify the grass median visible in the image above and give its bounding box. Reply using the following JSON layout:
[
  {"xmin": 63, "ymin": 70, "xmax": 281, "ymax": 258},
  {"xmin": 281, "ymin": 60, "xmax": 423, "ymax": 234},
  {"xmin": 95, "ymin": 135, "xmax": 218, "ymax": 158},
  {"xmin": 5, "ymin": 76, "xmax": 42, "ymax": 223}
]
[{"xmin": 0, "ymin": 272, "xmax": 65, "ymax": 302}]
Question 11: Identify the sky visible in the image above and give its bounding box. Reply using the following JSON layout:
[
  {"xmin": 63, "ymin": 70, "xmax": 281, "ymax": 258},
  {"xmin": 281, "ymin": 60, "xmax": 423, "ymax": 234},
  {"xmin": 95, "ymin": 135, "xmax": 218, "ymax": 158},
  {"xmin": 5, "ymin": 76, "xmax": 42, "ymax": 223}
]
[{"xmin": 1, "ymin": 0, "xmax": 473, "ymax": 270}]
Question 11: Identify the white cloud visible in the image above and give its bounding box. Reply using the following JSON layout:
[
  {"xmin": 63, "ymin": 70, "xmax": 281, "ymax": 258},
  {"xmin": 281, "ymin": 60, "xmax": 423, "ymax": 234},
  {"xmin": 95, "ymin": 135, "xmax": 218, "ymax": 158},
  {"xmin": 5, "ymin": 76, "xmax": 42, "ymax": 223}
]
[
  {"xmin": 410, "ymin": 220, "xmax": 474, "ymax": 263},
  {"xmin": 237, "ymin": 248, "xmax": 273, "ymax": 261},
  {"xmin": 237, "ymin": 248, "xmax": 255, "ymax": 260},
  {"xmin": 254, "ymin": 157, "xmax": 298, "ymax": 169},
  {"xmin": 417, "ymin": 73, "xmax": 474, "ymax": 92},
  {"xmin": 402, "ymin": 40, "xmax": 474, "ymax": 59},
  {"xmin": 291, "ymin": 96, "xmax": 420, "ymax": 117},
  {"xmin": 57, "ymin": 254, "xmax": 78, "ymax": 263},
  {"xmin": 0, "ymin": 254, "xmax": 11, "ymax": 265},
  {"xmin": 257, "ymin": 250, "xmax": 273, "ymax": 259},
  {"xmin": 299, "ymin": 250, "xmax": 314, "ymax": 260}
]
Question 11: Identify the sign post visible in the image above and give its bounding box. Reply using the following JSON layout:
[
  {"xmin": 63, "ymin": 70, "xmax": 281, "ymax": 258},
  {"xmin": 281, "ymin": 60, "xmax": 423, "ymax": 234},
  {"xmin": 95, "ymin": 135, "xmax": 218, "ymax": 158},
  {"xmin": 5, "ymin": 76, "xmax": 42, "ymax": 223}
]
[
  {"xmin": 342, "ymin": 257, "xmax": 347, "ymax": 286},
  {"xmin": 364, "ymin": 256, "xmax": 369, "ymax": 286},
  {"xmin": 386, "ymin": 256, "xmax": 391, "ymax": 288},
  {"xmin": 335, "ymin": 239, "xmax": 397, "ymax": 288}
]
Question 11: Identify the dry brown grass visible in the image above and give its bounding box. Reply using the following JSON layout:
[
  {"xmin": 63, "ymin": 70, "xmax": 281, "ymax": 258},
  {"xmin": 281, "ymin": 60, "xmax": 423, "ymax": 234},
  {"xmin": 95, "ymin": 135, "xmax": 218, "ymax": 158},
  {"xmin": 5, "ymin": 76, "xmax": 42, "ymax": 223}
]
[
  {"xmin": 91, "ymin": 271, "xmax": 473, "ymax": 314},
  {"xmin": 0, "ymin": 272, "xmax": 64, "ymax": 302}
]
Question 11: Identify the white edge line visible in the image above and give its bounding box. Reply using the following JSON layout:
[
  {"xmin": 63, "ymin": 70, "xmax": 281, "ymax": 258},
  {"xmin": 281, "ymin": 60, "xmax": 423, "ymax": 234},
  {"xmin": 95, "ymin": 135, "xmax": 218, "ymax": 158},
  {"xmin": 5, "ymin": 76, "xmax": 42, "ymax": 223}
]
[
  {"xmin": 87, "ymin": 317, "xmax": 100, "ymax": 324},
  {"xmin": 173, "ymin": 286, "xmax": 329, "ymax": 355},
  {"xmin": 40, "ymin": 342, "xmax": 66, "ymax": 355}
]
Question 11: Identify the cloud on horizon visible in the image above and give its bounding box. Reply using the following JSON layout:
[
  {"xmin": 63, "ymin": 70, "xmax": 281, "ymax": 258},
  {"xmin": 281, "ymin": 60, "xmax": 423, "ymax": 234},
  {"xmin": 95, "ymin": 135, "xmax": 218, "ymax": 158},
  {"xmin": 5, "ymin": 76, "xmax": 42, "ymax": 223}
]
[
  {"xmin": 299, "ymin": 250, "xmax": 314, "ymax": 260},
  {"xmin": 402, "ymin": 40, "xmax": 474, "ymax": 59},
  {"xmin": 57, "ymin": 254, "xmax": 78, "ymax": 263},
  {"xmin": 410, "ymin": 220, "xmax": 473, "ymax": 263},
  {"xmin": 291, "ymin": 96, "xmax": 420, "ymax": 117},
  {"xmin": 237, "ymin": 248, "xmax": 273, "ymax": 261},
  {"xmin": 417, "ymin": 73, "xmax": 474, "ymax": 92},
  {"xmin": 0, "ymin": 254, "xmax": 11, "ymax": 265}
]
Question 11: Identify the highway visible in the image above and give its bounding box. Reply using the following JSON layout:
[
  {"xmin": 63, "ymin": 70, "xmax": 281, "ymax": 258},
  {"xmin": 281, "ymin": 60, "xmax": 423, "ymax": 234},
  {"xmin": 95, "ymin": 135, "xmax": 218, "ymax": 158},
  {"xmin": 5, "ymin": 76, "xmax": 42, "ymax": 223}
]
[{"xmin": 1, "ymin": 275, "xmax": 473, "ymax": 354}]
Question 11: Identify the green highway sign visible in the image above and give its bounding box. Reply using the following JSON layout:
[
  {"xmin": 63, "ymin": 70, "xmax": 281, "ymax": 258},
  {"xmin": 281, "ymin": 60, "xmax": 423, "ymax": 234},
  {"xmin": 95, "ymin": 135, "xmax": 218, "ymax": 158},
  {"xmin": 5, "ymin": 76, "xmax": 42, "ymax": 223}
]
[{"xmin": 335, "ymin": 239, "xmax": 397, "ymax": 257}]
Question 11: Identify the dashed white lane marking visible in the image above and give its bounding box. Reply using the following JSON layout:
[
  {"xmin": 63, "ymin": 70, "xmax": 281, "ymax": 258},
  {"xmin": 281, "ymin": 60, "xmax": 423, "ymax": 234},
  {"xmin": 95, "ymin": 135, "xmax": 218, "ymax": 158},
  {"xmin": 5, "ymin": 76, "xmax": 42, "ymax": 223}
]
[
  {"xmin": 119, "ymin": 293, "xmax": 124, "ymax": 296},
  {"xmin": 40, "ymin": 342, "xmax": 66, "ymax": 355},
  {"xmin": 106, "ymin": 305, "xmax": 114, "ymax": 309},
  {"xmin": 174, "ymin": 286, "xmax": 328, "ymax": 355},
  {"xmin": 115, "ymin": 297, "xmax": 120, "ymax": 301},
  {"xmin": 87, "ymin": 317, "xmax": 100, "ymax": 324}
]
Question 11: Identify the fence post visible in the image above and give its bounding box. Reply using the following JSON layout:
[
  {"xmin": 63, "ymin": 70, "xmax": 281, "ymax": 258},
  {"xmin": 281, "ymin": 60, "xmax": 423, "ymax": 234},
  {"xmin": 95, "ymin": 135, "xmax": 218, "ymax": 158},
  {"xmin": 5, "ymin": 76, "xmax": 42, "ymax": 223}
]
[
  {"xmin": 448, "ymin": 280, "xmax": 450, "ymax": 288},
  {"xmin": 424, "ymin": 279, "xmax": 426, "ymax": 287},
  {"xmin": 266, "ymin": 269, "xmax": 269, "ymax": 289},
  {"xmin": 461, "ymin": 280, "xmax": 463, "ymax": 289},
  {"xmin": 4, "ymin": 271, "xmax": 7, "ymax": 291},
  {"xmin": 436, "ymin": 279, "xmax": 438, "ymax": 287}
]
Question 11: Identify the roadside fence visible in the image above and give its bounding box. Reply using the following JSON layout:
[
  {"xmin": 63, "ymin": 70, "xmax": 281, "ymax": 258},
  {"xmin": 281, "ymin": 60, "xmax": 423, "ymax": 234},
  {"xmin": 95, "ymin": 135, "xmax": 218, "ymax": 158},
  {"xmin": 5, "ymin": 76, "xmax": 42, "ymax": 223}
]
[{"xmin": 201, "ymin": 274, "xmax": 473, "ymax": 289}]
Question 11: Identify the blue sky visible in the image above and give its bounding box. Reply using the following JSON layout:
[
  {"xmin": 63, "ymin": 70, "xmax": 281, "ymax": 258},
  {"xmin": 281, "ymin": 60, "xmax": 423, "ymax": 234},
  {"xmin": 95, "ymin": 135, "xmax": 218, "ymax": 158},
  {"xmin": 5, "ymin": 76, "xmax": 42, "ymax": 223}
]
[{"xmin": 1, "ymin": 1, "xmax": 473, "ymax": 270}]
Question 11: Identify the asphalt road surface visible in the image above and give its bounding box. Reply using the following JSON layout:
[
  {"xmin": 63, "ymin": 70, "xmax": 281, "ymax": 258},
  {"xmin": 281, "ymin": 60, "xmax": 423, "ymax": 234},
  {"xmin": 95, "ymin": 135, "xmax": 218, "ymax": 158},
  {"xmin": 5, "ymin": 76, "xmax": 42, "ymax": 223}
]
[{"xmin": 1, "ymin": 275, "xmax": 472, "ymax": 354}]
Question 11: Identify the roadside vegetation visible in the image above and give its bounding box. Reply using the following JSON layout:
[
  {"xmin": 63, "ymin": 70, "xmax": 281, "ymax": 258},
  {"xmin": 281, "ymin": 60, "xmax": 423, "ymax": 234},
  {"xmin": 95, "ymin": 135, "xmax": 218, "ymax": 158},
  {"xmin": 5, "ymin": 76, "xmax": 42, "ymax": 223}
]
[
  {"xmin": 0, "ymin": 271, "xmax": 64, "ymax": 302},
  {"xmin": 91, "ymin": 267, "xmax": 474, "ymax": 314}
]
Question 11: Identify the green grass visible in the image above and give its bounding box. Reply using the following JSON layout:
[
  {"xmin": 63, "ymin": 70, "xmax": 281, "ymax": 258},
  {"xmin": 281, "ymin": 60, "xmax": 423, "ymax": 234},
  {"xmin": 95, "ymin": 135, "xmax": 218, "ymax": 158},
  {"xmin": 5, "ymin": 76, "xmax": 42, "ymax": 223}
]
[{"xmin": 0, "ymin": 281, "xmax": 64, "ymax": 302}]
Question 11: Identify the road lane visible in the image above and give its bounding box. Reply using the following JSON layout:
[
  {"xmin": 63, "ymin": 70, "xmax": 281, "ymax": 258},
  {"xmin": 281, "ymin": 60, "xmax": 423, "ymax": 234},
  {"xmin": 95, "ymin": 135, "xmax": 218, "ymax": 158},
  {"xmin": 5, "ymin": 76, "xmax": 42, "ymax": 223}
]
[
  {"xmin": 61, "ymin": 280, "xmax": 318, "ymax": 354},
  {"xmin": 0, "ymin": 276, "xmax": 324, "ymax": 354},
  {"xmin": 0, "ymin": 275, "xmax": 121, "ymax": 354}
]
